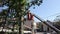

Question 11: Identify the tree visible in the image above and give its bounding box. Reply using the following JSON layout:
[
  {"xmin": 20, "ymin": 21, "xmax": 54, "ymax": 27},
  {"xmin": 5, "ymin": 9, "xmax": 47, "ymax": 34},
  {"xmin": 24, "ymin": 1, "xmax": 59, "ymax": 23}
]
[
  {"xmin": 0, "ymin": 0, "xmax": 43, "ymax": 34},
  {"xmin": 0, "ymin": 10, "xmax": 7, "ymax": 26},
  {"xmin": 36, "ymin": 22, "xmax": 43, "ymax": 32},
  {"xmin": 54, "ymin": 15, "xmax": 60, "ymax": 30}
]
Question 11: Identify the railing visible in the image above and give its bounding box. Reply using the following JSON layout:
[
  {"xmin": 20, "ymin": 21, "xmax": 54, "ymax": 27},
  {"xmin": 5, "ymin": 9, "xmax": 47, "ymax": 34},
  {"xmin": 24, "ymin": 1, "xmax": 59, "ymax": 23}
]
[{"xmin": 33, "ymin": 13, "xmax": 60, "ymax": 34}]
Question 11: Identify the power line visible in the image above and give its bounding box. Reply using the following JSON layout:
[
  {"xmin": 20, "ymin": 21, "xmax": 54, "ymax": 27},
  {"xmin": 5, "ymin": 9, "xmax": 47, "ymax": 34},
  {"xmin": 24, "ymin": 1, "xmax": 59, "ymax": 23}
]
[{"xmin": 45, "ymin": 12, "xmax": 60, "ymax": 18}]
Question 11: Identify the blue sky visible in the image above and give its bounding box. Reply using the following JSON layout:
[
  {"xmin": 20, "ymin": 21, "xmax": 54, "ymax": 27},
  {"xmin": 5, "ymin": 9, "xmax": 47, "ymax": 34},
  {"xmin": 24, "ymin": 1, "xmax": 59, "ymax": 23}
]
[
  {"xmin": 29, "ymin": 0, "xmax": 60, "ymax": 22},
  {"xmin": 0, "ymin": 0, "xmax": 60, "ymax": 22},
  {"xmin": 0, "ymin": 5, "xmax": 8, "ymax": 12}
]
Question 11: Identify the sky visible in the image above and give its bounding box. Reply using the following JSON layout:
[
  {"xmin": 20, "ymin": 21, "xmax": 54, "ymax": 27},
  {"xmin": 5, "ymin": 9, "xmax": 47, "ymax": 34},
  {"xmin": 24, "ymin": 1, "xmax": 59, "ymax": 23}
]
[
  {"xmin": 0, "ymin": 5, "xmax": 8, "ymax": 12},
  {"xmin": 0, "ymin": 0, "xmax": 60, "ymax": 22},
  {"xmin": 29, "ymin": 0, "xmax": 60, "ymax": 22}
]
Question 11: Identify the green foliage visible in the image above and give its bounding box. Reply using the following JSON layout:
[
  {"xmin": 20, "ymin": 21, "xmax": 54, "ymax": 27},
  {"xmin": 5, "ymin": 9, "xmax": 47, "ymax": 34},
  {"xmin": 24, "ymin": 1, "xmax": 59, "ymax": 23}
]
[
  {"xmin": 0, "ymin": 0, "xmax": 43, "ymax": 34},
  {"xmin": 0, "ymin": 0, "xmax": 43, "ymax": 21},
  {"xmin": 0, "ymin": 10, "xmax": 7, "ymax": 16}
]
